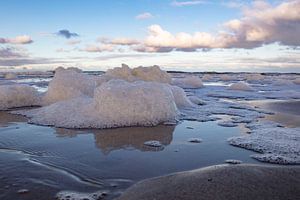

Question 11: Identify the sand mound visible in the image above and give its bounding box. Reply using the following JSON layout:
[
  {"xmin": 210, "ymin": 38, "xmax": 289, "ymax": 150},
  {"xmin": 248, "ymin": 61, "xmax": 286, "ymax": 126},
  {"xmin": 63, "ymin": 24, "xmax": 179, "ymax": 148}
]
[{"xmin": 116, "ymin": 164, "xmax": 300, "ymax": 200}]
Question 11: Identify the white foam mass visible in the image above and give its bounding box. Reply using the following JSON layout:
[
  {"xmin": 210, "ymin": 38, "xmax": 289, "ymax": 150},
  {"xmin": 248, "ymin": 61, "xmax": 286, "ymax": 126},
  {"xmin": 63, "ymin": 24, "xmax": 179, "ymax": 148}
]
[
  {"xmin": 220, "ymin": 74, "xmax": 234, "ymax": 81},
  {"xmin": 105, "ymin": 64, "xmax": 171, "ymax": 83},
  {"xmin": 228, "ymin": 82, "xmax": 254, "ymax": 91},
  {"xmin": 228, "ymin": 123, "xmax": 300, "ymax": 164},
  {"xmin": 170, "ymin": 86, "xmax": 194, "ymax": 108},
  {"xmin": 42, "ymin": 67, "xmax": 100, "ymax": 105},
  {"xmin": 4, "ymin": 73, "xmax": 17, "ymax": 79},
  {"xmin": 172, "ymin": 76, "xmax": 203, "ymax": 88},
  {"xmin": 22, "ymin": 80, "xmax": 179, "ymax": 128},
  {"xmin": 246, "ymin": 73, "xmax": 264, "ymax": 81},
  {"xmin": 0, "ymin": 84, "xmax": 40, "ymax": 110},
  {"xmin": 201, "ymin": 74, "xmax": 212, "ymax": 81},
  {"xmin": 293, "ymin": 78, "xmax": 300, "ymax": 85}
]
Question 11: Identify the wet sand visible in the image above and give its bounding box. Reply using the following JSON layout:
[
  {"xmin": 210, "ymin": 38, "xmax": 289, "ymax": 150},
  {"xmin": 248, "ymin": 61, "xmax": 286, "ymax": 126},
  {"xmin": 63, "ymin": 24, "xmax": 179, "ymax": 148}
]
[
  {"xmin": 250, "ymin": 100, "xmax": 300, "ymax": 127},
  {"xmin": 117, "ymin": 164, "xmax": 300, "ymax": 200}
]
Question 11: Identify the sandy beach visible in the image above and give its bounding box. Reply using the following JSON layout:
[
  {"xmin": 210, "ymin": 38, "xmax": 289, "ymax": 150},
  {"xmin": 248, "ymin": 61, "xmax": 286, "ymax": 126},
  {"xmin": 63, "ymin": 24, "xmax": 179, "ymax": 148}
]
[{"xmin": 117, "ymin": 164, "xmax": 300, "ymax": 200}]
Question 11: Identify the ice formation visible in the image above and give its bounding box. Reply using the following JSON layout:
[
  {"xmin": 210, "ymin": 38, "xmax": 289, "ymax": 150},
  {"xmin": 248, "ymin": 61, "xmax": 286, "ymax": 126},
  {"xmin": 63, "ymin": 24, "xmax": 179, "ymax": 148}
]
[
  {"xmin": 4, "ymin": 72, "xmax": 17, "ymax": 79},
  {"xmin": 228, "ymin": 82, "xmax": 254, "ymax": 91},
  {"xmin": 228, "ymin": 122, "xmax": 300, "ymax": 164},
  {"xmin": 172, "ymin": 76, "xmax": 203, "ymax": 88},
  {"xmin": 20, "ymin": 80, "xmax": 179, "ymax": 128},
  {"xmin": 105, "ymin": 64, "xmax": 171, "ymax": 83},
  {"xmin": 0, "ymin": 84, "xmax": 40, "ymax": 110}
]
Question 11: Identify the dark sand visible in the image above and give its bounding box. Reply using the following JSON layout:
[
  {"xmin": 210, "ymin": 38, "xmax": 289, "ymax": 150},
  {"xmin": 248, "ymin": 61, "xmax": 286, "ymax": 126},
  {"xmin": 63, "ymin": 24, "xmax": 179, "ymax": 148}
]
[
  {"xmin": 250, "ymin": 100, "xmax": 300, "ymax": 127},
  {"xmin": 116, "ymin": 164, "xmax": 300, "ymax": 200}
]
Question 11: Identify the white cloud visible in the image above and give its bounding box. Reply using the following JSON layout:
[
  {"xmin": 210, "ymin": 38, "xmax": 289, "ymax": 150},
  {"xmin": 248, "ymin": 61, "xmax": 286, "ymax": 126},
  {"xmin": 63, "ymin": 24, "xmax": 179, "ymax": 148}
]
[
  {"xmin": 135, "ymin": 12, "xmax": 154, "ymax": 20},
  {"xmin": 171, "ymin": 0, "xmax": 207, "ymax": 7},
  {"xmin": 103, "ymin": 38, "xmax": 140, "ymax": 46},
  {"xmin": 0, "ymin": 35, "xmax": 33, "ymax": 44},
  {"xmin": 82, "ymin": 44, "xmax": 115, "ymax": 52},
  {"xmin": 66, "ymin": 39, "xmax": 81, "ymax": 45}
]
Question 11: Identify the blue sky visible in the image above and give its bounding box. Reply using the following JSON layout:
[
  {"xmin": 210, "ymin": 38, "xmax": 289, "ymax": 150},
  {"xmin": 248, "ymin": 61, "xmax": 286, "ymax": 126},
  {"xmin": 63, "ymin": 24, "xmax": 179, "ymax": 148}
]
[{"xmin": 0, "ymin": 0, "xmax": 299, "ymax": 72}]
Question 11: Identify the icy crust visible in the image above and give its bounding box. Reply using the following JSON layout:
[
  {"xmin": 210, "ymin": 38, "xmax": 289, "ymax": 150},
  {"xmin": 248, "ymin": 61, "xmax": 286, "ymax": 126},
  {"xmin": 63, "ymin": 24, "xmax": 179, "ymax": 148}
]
[
  {"xmin": 228, "ymin": 122, "xmax": 300, "ymax": 164},
  {"xmin": 0, "ymin": 84, "xmax": 40, "ymax": 110},
  {"xmin": 228, "ymin": 82, "xmax": 254, "ymax": 91},
  {"xmin": 172, "ymin": 76, "xmax": 203, "ymax": 88},
  {"xmin": 105, "ymin": 64, "xmax": 171, "ymax": 83},
  {"xmin": 20, "ymin": 80, "xmax": 179, "ymax": 128}
]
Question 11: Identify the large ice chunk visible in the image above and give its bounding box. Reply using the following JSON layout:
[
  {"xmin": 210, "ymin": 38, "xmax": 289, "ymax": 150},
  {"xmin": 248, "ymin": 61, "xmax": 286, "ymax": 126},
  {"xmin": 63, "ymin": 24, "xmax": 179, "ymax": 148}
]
[
  {"xmin": 22, "ymin": 80, "xmax": 179, "ymax": 128},
  {"xmin": 0, "ymin": 84, "xmax": 40, "ymax": 110}
]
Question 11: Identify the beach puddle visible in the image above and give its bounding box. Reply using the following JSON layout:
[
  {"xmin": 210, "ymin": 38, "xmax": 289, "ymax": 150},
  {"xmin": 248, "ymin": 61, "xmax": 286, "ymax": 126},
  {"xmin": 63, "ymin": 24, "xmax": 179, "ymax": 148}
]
[{"xmin": 0, "ymin": 111, "xmax": 259, "ymax": 200}]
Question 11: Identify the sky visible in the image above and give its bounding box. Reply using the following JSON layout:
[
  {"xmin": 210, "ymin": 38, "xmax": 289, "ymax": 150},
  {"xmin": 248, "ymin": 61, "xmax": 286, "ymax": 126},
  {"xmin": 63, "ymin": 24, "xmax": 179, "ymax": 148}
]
[{"xmin": 0, "ymin": 0, "xmax": 300, "ymax": 72}]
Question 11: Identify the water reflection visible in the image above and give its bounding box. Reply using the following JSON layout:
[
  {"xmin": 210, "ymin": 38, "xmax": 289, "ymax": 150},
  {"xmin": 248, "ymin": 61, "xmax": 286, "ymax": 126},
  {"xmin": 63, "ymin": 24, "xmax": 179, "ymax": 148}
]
[
  {"xmin": 55, "ymin": 125, "xmax": 175, "ymax": 154},
  {"xmin": 0, "ymin": 111, "xmax": 27, "ymax": 127}
]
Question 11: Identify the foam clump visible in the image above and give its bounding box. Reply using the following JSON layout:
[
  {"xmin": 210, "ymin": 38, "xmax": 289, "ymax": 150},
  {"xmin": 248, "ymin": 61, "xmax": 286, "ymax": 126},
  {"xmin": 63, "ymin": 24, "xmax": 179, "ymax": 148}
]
[
  {"xmin": 43, "ymin": 67, "xmax": 99, "ymax": 105},
  {"xmin": 188, "ymin": 96, "xmax": 206, "ymax": 105},
  {"xmin": 228, "ymin": 82, "xmax": 254, "ymax": 91},
  {"xmin": 293, "ymin": 78, "xmax": 300, "ymax": 85},
  {"xmin": 56, "ymin": 190, "xmax": 107, "ymax": 200},
  {"xmin": 220, "ymin": 74, "xmax": 234, "ymax": 81},
  {"xmin": 4, "ymin": 72, "xmax": 17, "ymax": 79},
  {"xmin": 0, "ymin": 84, "xmax": 40, "ymax": 110},
  {"xmin": 22, "ymin": 80, "xmax": 179, "ymax": 128},
  {"xmin": 228, "ymin": 122, "xmax": 300, "ymax": 164},
  {"xmin": 170, "ymin": 86, "xmax": 194, "ymax": 108},
  {"xmin": 105, "ymin": 64, "xmax": 171, "ymax": 83},
  {"xmin": 246, "ymin": 73, "xmax": 264, "ymax": 81},
  {"xmin": 201, "ymin": 74, "xmax": 212, "ymax": 81},
  {"xmin": 172, "ymin": 76, "xmax": 203, "ymax": 88}
]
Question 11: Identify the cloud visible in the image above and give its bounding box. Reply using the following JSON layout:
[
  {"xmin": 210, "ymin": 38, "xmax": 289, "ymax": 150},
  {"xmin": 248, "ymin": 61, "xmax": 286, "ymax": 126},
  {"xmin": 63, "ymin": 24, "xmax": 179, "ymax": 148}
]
[
  {"xmin": 0, "ymin": 47, "xmax": 28, "ymax": 58},
  {"xmin": 66, "ymin": 39, "xmax": 81, "ymax": 45},
  {"xmin": 171, "ymin": 0, "xmax": 207, "ymax": 7},
  {"xmin": 135, "ymin": 12, "xmax": 154, "ymax": 20},
  {"xmin": 0, "ymin": 35, "xmax": 33, "ymax": 44},
  {"xmin": 101, "ymin": 37, "xmax": 140, "ymax": 46},
  {"xmin": 130, "ymin": 0, "xmax": 300, "ymax": 52},
  {"xmin": 56, "ymin": 29, "xmax": 79, "ymax": 39},
  {"xmin": 82, "ymin": 44, "xmax": 115, "ymax": 52}
]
